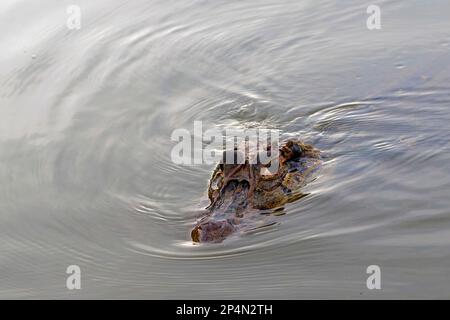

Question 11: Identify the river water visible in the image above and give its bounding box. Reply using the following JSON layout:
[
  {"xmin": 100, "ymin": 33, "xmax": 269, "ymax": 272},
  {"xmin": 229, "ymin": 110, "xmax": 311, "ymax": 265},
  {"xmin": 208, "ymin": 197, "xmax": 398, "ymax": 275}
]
[{"xmin": 1, "ymin": 0, "xmax": 450, "ymax": 299}]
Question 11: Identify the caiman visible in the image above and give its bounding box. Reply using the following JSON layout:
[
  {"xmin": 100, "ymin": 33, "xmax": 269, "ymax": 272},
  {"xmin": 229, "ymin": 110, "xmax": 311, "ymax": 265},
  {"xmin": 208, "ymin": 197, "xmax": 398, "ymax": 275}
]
[{"xmin": 191, "ymin": 139, "xmax": 321, "ymax": 243}]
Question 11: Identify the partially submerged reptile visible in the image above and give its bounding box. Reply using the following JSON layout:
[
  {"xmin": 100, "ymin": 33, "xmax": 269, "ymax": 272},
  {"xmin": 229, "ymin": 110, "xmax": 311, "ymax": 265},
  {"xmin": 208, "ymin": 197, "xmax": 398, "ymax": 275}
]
[{"xmin": 191, "ymin": 139, "xmax": 321, "ymax": 243}]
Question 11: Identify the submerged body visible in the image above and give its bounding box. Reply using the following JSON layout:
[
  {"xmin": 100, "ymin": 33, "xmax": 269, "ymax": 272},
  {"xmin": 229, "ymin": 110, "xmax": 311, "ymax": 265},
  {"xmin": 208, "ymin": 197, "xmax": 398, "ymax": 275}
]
[{"xmin": 191, "ymin": 140, "xmax": 321, "ymax": 243}]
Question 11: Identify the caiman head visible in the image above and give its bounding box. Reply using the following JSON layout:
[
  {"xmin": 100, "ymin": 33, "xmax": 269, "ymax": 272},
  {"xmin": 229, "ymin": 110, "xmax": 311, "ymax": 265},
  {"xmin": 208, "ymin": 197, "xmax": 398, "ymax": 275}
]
[{"xmin": 191, "ymin": 139, "xmax": 321, "ymax": 243}]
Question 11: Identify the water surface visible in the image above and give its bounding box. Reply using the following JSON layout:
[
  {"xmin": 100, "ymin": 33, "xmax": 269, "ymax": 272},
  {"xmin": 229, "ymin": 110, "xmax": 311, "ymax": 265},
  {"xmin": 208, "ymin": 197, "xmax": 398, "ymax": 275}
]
[{"xmin": 1, "ymin": 0, "xmax": 450, "ymax": 298}]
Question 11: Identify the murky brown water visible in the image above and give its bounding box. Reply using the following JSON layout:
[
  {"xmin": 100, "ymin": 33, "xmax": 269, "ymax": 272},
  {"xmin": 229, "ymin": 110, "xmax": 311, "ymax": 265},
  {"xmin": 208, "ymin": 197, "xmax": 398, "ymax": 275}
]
[{"xmin": 1, "ymin": 0, "xmax": 450, "ymax": 298}]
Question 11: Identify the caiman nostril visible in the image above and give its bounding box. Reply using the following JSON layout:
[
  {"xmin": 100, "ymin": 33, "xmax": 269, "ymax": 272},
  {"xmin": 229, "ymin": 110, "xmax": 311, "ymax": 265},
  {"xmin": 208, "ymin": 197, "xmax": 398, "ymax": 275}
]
[{"xmin": 191, "ymin": 220, "xmax": 235, "ymax": 243}]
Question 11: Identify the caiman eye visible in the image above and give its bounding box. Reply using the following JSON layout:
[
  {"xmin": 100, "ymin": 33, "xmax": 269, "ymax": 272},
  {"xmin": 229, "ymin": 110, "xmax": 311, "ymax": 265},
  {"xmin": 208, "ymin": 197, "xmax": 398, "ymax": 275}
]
[
  {"xmin": 291, "ymin": 144, "xmax": 303, "ymax": 159},
  {"xmin": 210, "ymin": 172, "xmax": 223, "ymax": 190},
  {"xmin": 211, "ymin": 180, "xmax": 219, "ymax": 190}
]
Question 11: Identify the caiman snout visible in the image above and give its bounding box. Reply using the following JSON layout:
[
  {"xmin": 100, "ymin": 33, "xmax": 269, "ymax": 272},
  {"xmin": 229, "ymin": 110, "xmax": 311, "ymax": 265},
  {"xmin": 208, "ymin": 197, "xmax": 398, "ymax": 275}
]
[{"xmin": 191, "ymin": 219, "xmax": 236, "ymax": 243}]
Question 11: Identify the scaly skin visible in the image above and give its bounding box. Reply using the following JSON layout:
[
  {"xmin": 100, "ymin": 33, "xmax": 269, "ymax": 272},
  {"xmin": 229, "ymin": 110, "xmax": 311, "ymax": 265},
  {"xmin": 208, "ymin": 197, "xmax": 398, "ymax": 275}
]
[{"xmin": 191, "ymin": 140, "xmax": 321, "ymax": 243}]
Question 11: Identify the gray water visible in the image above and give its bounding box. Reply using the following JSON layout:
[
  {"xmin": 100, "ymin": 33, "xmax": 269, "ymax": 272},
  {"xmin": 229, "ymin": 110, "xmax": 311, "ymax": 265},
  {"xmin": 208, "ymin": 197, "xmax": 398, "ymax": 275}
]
[{"xmin": 1, "ymin": 0, "xmax": 450, "ymax": 299}]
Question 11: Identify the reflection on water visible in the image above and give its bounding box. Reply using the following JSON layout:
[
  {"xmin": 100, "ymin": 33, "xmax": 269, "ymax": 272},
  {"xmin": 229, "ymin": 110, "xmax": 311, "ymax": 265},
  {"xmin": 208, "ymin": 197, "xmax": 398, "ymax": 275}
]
[{"xmin": 1, "ymin": 0, "xmax": 450, "ymax": 298}]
